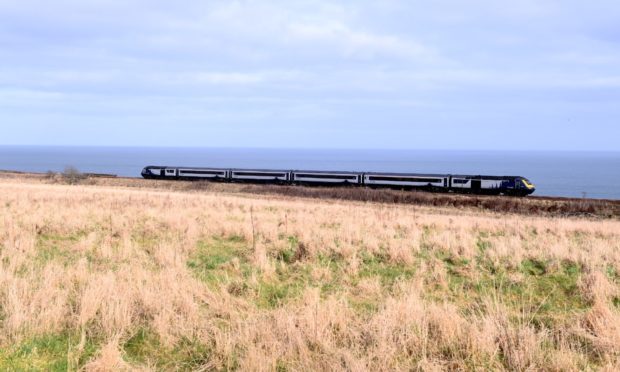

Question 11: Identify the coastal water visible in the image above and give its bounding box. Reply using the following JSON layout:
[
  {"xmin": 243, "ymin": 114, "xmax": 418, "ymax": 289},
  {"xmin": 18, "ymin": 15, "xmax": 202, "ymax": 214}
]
[{"xmin": 0, "ymin": 146, "xmax": 618, "ymax": 199}]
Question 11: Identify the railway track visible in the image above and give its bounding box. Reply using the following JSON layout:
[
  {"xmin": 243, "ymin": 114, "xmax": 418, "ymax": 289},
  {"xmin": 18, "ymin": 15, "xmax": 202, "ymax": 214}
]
[{"xmin": 1, "ymin": 170, "xmax": 618, "ymax": 218}]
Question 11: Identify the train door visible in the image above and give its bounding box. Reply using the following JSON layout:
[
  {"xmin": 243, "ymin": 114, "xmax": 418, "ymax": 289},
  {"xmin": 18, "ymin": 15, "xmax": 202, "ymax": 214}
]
[{"xmin": 471, "ymin": 179, "xmax": 482, "ymax": 193}]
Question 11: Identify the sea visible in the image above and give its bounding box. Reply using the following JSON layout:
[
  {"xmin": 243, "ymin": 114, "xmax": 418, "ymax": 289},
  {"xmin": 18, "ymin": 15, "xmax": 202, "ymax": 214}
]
[{"xmin": 0, "ymin": 146, "xmax": 618, "ymax": 200}]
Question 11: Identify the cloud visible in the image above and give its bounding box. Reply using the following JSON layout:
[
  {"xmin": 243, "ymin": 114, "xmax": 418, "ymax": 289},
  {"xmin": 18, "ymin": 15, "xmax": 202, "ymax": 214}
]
[
  {"xmin": 286, "ymin": 21, "xmax": 433, "ymax": 60},
  {"xmin": 0, "ymin": 0, "xmax": 619, "ymax": 150},
  {"xmin": 189, "ymin": 72, "xmax": 264, "ymax": 85}
]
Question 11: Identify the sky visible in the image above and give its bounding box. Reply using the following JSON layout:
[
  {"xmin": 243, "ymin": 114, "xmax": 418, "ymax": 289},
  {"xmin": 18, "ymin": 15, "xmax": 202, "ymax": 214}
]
[{"xmin": 0, "ymin": 0, "xmax": 619, "ymax": 151}]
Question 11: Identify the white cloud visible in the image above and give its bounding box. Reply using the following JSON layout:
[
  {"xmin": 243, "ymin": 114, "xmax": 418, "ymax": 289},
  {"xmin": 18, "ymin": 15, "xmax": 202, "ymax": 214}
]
[
  {"xmin": 286, "ymin": 21, "xmax": 432, "ymax": 59},
  {"xmin": 1, "ymin": 0, "xmax": 619, "ymax": 149},
  {"xmin": 192, "ymin": 72, "xmax": 264, "ymax": 85}
]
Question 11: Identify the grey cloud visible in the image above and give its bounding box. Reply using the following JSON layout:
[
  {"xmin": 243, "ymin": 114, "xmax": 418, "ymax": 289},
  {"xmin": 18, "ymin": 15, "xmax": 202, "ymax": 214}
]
[{"xmin": 0, "ymin": 0, "xmax": 618, "ymax": 149}]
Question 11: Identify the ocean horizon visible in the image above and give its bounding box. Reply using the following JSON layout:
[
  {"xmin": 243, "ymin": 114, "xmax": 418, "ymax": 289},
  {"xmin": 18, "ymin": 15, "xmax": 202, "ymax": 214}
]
[{"xmin": 1, "ymin": 145, "xmax": 619, "ymax": 200}]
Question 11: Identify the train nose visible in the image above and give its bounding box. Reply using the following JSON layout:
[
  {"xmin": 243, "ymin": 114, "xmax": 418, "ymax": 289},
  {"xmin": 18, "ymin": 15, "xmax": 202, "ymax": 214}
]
[
  {"xmin": 525, "ymin": 182, "xmax": 536, "ymax": 195},
  {"xmin": 520, "ymin": 179, "xmax": 536, "ymax": 195}
]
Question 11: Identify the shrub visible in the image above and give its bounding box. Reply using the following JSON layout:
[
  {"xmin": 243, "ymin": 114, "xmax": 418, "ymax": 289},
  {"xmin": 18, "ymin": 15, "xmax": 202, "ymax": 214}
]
[
  {"xmin": 61, "ymin": 166, "xmax": 87, "ymax": 185},
  {"xmin": 45, "ymin": 170, "xmax": 58, "ymax": 180}
]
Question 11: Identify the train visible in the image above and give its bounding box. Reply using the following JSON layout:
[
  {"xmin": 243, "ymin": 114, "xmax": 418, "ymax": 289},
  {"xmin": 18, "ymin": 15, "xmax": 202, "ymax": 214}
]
[{"xmin": 141, "ymin": 166, "xmax": 536, "ymax": 196}]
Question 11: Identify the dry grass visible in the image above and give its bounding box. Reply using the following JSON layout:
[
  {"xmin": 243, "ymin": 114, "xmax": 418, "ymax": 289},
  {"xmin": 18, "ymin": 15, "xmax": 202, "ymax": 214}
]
[{"xmin": 1, "ymin": 178, "xmax": 620, "ymax": 370}]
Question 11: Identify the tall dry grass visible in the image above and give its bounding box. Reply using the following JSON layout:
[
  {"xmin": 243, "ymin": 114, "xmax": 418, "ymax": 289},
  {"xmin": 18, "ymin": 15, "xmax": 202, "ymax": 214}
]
[{"xmin": 0, "ymin": 179, "xmax": 620, "ymax": 370}]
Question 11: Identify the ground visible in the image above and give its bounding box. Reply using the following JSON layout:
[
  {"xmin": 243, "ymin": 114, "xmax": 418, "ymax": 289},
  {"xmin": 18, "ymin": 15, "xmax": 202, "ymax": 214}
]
[{"xmin": 1, "ymin": 175, "xmax": 620, "ymax": 371}]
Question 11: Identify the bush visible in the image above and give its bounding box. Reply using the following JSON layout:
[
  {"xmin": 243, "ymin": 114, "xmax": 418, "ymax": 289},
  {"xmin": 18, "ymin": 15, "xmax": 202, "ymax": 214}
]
[
  {"xmin": 61, "ymin": 166, "xmax": 87, "ymax": 185},
  {"xmin": 45, "ymin": 170, "xmax": 58, "ymax": 180}
]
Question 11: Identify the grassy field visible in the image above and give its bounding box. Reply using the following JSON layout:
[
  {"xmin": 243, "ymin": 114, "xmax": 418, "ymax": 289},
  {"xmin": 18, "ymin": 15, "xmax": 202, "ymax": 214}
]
[{"xmin": 1, "ymin": 177, "xmax": 620, "ymax": 370}]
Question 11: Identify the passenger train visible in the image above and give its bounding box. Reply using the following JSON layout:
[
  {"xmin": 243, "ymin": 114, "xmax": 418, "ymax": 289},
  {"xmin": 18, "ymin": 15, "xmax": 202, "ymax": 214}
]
[{"xmin": 141, "ymin": 166, "xmax": 536, "ymax": 196}]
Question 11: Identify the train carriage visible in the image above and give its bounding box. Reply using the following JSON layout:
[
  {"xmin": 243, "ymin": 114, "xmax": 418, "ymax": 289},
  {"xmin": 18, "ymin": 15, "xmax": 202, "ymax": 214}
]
[
  {"xmin": 449, "ymin": 175, "xmax": 535, "ymax": 196},
  {"xmin": 141, "ymin": 166, "xmax": 166, "ymax": 178}
]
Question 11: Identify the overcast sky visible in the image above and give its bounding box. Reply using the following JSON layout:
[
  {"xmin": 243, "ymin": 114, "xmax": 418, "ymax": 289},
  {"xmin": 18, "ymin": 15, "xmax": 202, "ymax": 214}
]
[{"xmin": 1, "ymin": 0, "xmax": 619, "ymax": 150}]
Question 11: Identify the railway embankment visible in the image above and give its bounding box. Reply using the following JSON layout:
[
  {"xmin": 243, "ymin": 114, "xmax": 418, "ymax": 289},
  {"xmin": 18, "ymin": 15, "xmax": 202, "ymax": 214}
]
[{"xmin": 2, "ymin": 169, "xmax": 618, "ymax": 218}]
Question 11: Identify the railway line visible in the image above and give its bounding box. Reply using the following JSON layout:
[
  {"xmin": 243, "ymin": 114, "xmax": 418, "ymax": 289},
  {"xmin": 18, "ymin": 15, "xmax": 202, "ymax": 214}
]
[
  {"xmin": 1, "ymin": 170, "xmax": 617, "ymax": 217},
  {"xmin": 141, "ymin": 165, "xmax": 537, "ymax": 197}
]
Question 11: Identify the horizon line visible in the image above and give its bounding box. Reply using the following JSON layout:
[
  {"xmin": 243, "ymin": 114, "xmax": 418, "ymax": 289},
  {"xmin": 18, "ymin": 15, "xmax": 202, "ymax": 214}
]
[{"xmin": 1, "ymin": 144, "xmax": 619, "ymax": 154}]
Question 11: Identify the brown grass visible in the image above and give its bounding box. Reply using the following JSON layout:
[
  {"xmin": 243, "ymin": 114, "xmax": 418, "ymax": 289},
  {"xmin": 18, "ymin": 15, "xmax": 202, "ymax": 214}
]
[{"xmin": 1, "ymin": 177, "xmax": 620, "ymax": 370}]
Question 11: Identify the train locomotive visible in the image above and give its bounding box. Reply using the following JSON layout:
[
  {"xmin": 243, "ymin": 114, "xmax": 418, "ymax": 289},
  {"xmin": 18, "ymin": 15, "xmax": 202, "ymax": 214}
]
[{"xmin": 141, "ymin": 166, "xmax": 536, "ymax": 197}]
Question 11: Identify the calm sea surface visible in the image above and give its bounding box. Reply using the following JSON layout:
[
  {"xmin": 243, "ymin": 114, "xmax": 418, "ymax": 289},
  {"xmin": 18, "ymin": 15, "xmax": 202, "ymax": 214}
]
[{"xmin": 0, "ymin": 146, "xmax": 619, "ymax": 199}]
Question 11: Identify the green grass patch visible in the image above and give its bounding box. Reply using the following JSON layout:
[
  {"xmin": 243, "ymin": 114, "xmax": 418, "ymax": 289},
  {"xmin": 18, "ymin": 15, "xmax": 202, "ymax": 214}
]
[
  {"xmin": 273, "ymin": 236, "xmax": 299, "ymax": 264},
  {"xmin": 187, "ymin": 236, "xmax": 251, "ymax": 287},
  {"xmin": 348, "ymin": 297, "xmax": 381, "ymax": 314},
  {"xmin": 255, "ymin": 252, "xmax": 348, "ymax": 308},
  {"xmin": 315, "ymin": 253, "xmax": 348, "ymax": 295},
  {"xmin": 257, "ymin": 280, "xmax": 302, "ymax": 309},
  {"xmin": 440, "ymin": 255, "xmax": 588, "ymax": 326},
  {"xmin": 0, "ymin": 332, "xmax": 98, "ymax": 371},
  {"xmin": 36, "ymin": 245, "xmax": 75, "ymax": 266},
  {"xmin": 257, "ymin": 262, "xmax": 314, "ymax": 309},
  {"xmin": 189, "ymin": 235, "xmax": 348, "ymax": 308},
  {"xmin": 123, "ymin": 328, "xmax": 220, "ymax": 370},
  {"xmin": 35, "ymin": 231, "xmax": 87, "ymax": 266},
  {"xmin": 358, "ymin": 252, "xmax": 416, "ymax": 288},
  {"xmin": 606, "ymin": 265, "xmax": 620, "ymax": 282},
  {"xmin": 520, "ymin": 258, "xmax": 548, "ymax": 276}
]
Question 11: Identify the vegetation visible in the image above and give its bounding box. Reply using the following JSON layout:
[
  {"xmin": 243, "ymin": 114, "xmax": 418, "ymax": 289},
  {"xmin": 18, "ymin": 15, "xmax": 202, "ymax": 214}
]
[
  {"xmin": 61, "ymin": 166, "xmax": 87, "ymax": 185},
  {"xmin": 66, "ymin": 173, "xmax": 620, "ymax": 218},
  {"xmin": 1, "ymin": 177, "xmax": 620, "ymax": 370}
]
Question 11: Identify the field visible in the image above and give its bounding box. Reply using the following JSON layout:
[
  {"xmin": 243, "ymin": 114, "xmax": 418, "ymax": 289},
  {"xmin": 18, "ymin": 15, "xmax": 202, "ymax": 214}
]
[{"xmin": 1, "ymin": 175, "xmax": 620, "ymax": 370}]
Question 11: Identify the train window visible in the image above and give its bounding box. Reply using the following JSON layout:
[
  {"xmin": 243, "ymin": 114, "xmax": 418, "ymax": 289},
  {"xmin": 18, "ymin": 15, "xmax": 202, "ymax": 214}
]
[
  {"xmin": 166, "ymin": 170, "xmax": 175, "ymax": 174},
  {"xmin": 181, "ymin": 170, "xmax": 225, "ymax": 175},
  {"xmin": 234, "ymin": 172, "xmax": 285, "ymax": 177},
  {"xmin": 368, "ymin": 176, "xmax": 442, "ymax": 183},
  {"xmin": 295, "ymin": 174, "xmax": 358, "ymax": 180},
  {"xmin": 453, "ymin": 179, "xmax": 469, "ymax": 184}
]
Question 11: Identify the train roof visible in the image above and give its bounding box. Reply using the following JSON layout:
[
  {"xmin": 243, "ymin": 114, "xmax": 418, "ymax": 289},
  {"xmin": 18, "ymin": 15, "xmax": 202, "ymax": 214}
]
[
  {"xmin": 364, "ymin": 172, "xmax": 524, "ymax": 179},
  {"xmin": 450, "ymin": 175, "xmax": 523, "ymax": 180},
  {"xmin": 230, "ymin": 168, "xmax": 289, "ymax": 173},
  {"xmin": 290, "ymin": 170, "xmax": 362, "ymax": 175},
  {"xmin": 144, "ymin": 166, "xmax": 526, "ymax": 180},
  {"xmin": 364, "ymin": 172, "xmax": 448, "ymax": 177},
  {"xmin": 146, "ymin": 166, "xmax": 229, "ymax": 171}
]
